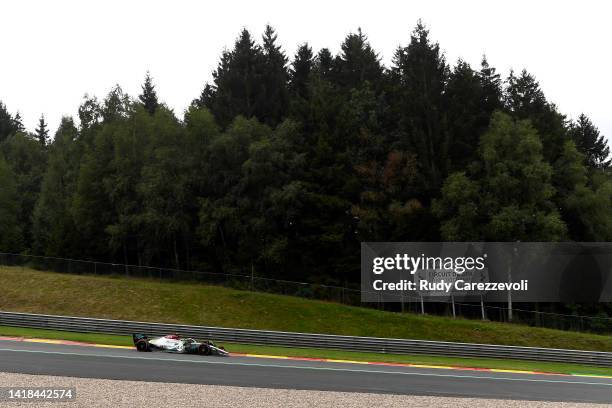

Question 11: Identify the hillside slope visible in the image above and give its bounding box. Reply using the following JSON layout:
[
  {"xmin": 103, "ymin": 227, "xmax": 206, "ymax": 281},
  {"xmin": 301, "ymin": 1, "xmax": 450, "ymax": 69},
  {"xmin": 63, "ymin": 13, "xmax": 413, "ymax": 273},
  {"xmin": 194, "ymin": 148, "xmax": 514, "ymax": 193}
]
[{"xmin": 1, "ymin": 266, "xmax": 611, "ymax": 351}]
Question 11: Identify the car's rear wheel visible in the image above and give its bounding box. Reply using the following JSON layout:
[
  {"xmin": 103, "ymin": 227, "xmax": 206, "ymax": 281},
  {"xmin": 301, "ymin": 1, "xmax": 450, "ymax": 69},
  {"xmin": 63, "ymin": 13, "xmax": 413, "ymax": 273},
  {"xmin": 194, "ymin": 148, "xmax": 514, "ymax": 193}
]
[
  {"xmin": 135, "ymin": 339, "xmax": 150, "ymax": 352},
  {"xmin": 198, "ymin": 344, "xmax": 211, "ymax": 355}
]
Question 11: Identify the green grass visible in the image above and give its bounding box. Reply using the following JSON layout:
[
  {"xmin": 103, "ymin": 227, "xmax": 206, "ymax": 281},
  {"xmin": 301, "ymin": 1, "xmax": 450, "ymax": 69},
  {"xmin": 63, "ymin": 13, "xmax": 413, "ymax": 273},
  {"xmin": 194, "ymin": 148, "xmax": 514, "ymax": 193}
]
[
  {"xmin": 0, "ymin": 325, "xmax": 129, "ymax": 346},
  {"xmin": 1, "ymin": 265, "xmax": 611, "ymax": 353},
  {"xmin": 0, "ymin": 325, "xmax": 610, "ymax": 376}
]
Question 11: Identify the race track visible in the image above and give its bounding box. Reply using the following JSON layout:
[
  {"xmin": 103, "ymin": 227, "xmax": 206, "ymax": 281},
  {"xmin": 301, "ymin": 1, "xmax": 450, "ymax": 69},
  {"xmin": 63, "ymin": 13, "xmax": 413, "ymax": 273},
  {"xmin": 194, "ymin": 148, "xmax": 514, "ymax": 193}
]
[{"xmin": 0, "ymin": 339, "xmax": 611, "ymax": 404}]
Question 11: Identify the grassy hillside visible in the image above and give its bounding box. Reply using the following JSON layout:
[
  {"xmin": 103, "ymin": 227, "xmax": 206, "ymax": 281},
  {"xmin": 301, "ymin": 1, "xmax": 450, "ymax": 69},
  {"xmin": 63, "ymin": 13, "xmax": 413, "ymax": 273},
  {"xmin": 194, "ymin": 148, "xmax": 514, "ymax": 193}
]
[{"xmin": 1, "ymin": 265, "xmax": 611, "ymax": 351}]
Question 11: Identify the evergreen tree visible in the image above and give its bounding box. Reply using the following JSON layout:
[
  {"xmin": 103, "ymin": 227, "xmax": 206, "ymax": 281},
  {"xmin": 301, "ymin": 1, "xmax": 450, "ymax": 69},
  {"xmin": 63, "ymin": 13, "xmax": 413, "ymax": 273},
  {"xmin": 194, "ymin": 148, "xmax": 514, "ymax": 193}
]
[
  {"xmin": 391, "ymin": 21, "xmax": 449, "ymax": 192},
  {"xmin": 504, "ymin": 69, "xmax": 568, "ymax": 162},
  {"xmin": 0, "ymin": 131, "xmax": 46, "ymax": 248},
  {"xmin": 139, "ymin": 71, "xmax": 159, "ymax": 115},
  {"xmin": 32, "ymin": 117, "xmax": 80, "ymax": 255},
  {"xmin": 289, "ymin": 43, "xmax": 314, "ymax": 99},
  {"xmin": 209, "ymin": 29, "xmax": 265, "ymax": 127},
  {"xmin": 258, "ymin": 25, "xmax": 289, "ymax": 126},
  {"xmin": 478, "ymin": 56, "xmax": 503, "ymax": 113},
  {"xmin": 193, "ymin": 83, "xmax": 215, "ymax": 110},
  {"xmin": 0, "ymin": 101, "xmax": 18, "ymax": 143},
  {"xmin": 13, "ymin": 112, "xmax": 25, "ymax": 132},
  {"xmin": 314, "ymin": 48, "xmax": 334, "ymax": 79},
  {"xmin": 35, "ymin": 114, "xmax": 50, "ymax": 147},
  {"xmin": 0, "ymin": 157, "xmax": 22, "ymax": 251},
  {"xmin": 504, "ymin": 69, "xmax": 546, "ymax": 117},
  {"xmin": 445, "ymin": 60, "xmax": 485, "ymax": 170},
  {"xmin": 570, "ymin": 114, "xmax": 610, "ymax": 170},
  {"xmin": 333, "ymin": 28, "xmax": 382, "ymax": 90},
  {"xmin": 444, "ymin": 57, "xmax": 502, "ymax": 171}
]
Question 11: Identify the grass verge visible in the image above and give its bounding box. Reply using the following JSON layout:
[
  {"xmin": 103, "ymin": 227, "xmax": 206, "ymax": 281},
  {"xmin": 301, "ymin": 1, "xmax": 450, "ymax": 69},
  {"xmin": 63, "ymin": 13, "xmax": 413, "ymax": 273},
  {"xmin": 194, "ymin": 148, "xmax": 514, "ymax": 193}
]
[{"xmin": 0, "ymin": 325, "xmax": 611, "ymax": 377}]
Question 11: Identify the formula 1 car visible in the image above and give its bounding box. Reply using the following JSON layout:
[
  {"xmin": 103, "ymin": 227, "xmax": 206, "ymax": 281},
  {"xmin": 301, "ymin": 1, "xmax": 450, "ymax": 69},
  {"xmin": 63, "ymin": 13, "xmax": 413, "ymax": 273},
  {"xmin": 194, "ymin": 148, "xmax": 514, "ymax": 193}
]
[{"xmin": 132, "ymin": 333, "xmax": 229, "ymax": 356}]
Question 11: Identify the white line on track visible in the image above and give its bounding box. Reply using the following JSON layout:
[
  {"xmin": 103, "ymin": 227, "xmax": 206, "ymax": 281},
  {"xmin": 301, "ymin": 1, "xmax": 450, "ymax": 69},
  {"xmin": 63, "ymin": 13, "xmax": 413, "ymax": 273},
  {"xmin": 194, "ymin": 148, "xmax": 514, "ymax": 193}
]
[{"xmin": 1, "ymin": 347, "xmax": 611, "ymax": 387}]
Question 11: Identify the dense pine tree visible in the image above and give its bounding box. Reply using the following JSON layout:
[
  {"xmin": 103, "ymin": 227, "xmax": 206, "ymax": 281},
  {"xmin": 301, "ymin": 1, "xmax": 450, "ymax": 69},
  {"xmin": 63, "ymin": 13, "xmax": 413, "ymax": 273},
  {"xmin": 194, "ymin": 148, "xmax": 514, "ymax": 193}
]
[
  {"xmin": 32, "ymin": 117, "xmax": 80, "ymax": 255},
  {"xmin": 0, "ymin": 101, "xmax": 19, "ymax": 143},
  {"xmin": 0, "ymin": 131, "xmax": 46, "ymax": 249},
  {"xmin": 35, "ymin": 114, "xmax": 49, "ymax": 147},
  {"xmin": 445, "ymin": 60, "xmax": 485, "ymax": 170},
  {"xmin": 139, "ymin": 72, "xmax": 159, "ymax": 115},
  {"xmin": 478, "ymin": 56, "xmax": 503, "ymax": 114},
  {"xmin": 193, "ymin": 83, "xmax": 215, "ymax": 110},
  {"xmin": 315, "ymin": 48, "xmax": 334, "ymax": 79},
  {"xmin": 289, "ymin": 43, "xmax": 314, "ymax": 99},
  {"xmin": 333, "ymin": 28, "xmax": 382, "ymax": 90},
  {"xmin": 504, "ymin": 69, "xmax": 568, "ymax": 163},
  {"xmin": 0, "ymin": 156, "xmax": 22, "ymax": 251},
  {"xmin": 207, "ymin": 29, "xmax": 264, "ymax": 127},
  {"xmin": 13, "ymin": 112, "xmax": 25, "ymax": 132},
  {"xmin": 258, "ymin": 25, "xmax": 289, "ymax": 126},
  {"xmin": 570, "ymin": 114, "xmax": 611, "ymax": 170},
  {"xmin": 390, "ymin": 21, "xmax": 449, "ymax": 193}
]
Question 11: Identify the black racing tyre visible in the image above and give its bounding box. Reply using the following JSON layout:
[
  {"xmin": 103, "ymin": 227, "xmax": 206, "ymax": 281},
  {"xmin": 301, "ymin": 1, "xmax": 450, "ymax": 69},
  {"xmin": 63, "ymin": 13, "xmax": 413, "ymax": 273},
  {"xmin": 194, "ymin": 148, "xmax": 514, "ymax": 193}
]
[
  {"xmin": 198, "ymin": 344, "xmax": 211, "ymax": 355},
  {"xmin": 135, "ymin": 339, "xmax": 150, "ymax": 352}
]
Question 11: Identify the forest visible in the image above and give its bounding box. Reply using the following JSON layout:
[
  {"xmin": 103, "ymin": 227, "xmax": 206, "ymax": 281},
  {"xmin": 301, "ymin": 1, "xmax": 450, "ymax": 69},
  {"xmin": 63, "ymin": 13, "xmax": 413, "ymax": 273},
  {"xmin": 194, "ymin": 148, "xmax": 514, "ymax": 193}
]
[{"xmin": 0, "ymin": 22, "xmax": 610, "ymax": 288}]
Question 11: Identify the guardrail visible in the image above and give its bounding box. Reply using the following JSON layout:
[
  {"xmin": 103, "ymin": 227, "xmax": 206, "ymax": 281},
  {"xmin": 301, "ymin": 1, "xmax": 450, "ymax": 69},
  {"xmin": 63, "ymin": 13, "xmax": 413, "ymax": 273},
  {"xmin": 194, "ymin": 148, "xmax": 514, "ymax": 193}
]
[{"xmin": 1, "ymin": 311, "xmax": 611, "ymax": 366}]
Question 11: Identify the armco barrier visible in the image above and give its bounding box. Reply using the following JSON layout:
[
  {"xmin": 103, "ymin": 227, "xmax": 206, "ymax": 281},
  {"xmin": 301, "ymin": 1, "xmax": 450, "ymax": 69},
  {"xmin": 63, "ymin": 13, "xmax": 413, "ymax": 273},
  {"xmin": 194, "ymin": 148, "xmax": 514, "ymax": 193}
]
[{"xmin": 1, "ymin": 311, "xmax": 611, "ymax": 366}]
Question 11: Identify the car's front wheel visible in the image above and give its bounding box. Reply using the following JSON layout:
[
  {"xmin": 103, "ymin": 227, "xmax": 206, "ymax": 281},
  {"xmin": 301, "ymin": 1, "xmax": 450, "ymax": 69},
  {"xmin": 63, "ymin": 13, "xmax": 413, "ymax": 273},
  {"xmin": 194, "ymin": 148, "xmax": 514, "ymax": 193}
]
[{"xmin": 198, "ymin": 344, "xmax": 211, "ymax": 355}]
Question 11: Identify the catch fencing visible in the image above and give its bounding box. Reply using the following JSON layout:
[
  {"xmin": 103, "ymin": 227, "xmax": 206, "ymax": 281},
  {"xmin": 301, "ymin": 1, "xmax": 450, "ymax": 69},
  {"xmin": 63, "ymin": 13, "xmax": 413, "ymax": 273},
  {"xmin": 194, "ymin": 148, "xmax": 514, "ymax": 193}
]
[
  {"xmin": 1, "ymin": 252, "xmax": 611, "ymax": 334},
  {"xmin": 0, "ymin": 311, "xmax": 610, "ymax": 366}
]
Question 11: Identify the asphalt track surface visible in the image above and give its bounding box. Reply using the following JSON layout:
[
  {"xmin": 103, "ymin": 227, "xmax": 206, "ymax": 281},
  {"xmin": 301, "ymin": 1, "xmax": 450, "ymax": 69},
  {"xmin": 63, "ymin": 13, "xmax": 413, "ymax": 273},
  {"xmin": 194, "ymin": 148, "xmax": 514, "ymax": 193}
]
[{"xmin": 0, "ymin": 340, "xmax": 611, "ymax": 404}]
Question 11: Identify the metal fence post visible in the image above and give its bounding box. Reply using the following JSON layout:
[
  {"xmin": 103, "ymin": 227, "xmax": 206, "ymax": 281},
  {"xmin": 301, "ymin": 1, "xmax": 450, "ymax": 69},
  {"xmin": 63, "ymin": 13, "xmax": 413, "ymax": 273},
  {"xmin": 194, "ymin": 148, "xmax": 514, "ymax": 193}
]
[
  {"xmin": 250, "ymin": 263, "xmax": 254, "ymax": 291},
  {"xmin": 480, "ymin": 295, "xmax": 486, "ymax": 320}
]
